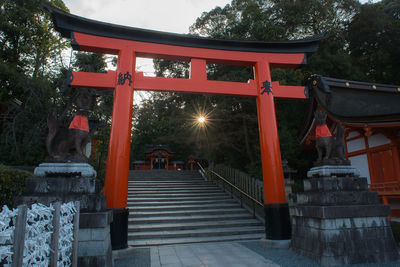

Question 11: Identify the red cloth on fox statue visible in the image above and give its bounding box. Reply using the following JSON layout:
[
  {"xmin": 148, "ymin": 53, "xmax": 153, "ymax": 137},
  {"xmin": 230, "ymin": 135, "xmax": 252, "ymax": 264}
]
[
  {"xmin": 69, "ymin": 115, "xmax": 89, "ymax": 132},
  {"xmin": 316, "ymin": 125, "xmax": 332, "ymax": 138}
]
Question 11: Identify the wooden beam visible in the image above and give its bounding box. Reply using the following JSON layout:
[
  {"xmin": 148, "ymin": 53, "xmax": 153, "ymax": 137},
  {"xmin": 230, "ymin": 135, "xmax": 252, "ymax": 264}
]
[
  {"xmin": 133, "ymin": 72, "xmax": 258, "ymax": 97},
  {"xmin": 69, "ymin": 71, "xmax": 116, "ymax": 90},
  {"xmin": 272, "ymin": 81, "xmax": 307, "ymax": 99}
]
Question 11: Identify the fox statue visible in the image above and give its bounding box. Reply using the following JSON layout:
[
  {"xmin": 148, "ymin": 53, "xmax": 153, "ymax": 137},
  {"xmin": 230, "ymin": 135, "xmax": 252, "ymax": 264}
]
[
  {"xmin": 46, "ymin": 94, "xmax": 93, "ymax": 163},
  {"xmin": 314, "ymin": 110, "xmax": 350, "ymax": 166}
]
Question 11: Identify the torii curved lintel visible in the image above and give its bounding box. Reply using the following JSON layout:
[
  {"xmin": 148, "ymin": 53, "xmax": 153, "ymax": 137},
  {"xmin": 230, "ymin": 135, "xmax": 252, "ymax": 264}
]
[{"xmin": 44, "ymin": 3, "xmax": 323, "ymax": 54}]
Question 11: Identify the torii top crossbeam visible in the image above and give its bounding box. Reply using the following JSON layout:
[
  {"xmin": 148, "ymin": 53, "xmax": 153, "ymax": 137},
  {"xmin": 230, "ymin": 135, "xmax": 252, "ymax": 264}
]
[{"xmin": 45, "ymin": 4, "xmax": 322, "ymax": 240}]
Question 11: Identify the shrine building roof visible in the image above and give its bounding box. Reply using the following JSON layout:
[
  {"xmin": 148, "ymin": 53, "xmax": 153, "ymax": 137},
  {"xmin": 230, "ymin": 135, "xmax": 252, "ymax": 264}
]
[
  {"xmin": 301, "ymin": 75, "xmax": 400, "ymax": 145},
  {"xmin": 145, "ymin": 144, "xmax": 174, "ymax": 155}
]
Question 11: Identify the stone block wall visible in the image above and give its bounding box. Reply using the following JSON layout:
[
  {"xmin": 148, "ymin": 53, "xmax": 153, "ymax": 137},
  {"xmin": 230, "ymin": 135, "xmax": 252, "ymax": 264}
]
[
  {"xmin": 290, "ymin": 175, "xmax": 398, "ymax": 266},
  {"xmin": 78, "ymin": 211, "xmax": 113, "ymax": 266}
]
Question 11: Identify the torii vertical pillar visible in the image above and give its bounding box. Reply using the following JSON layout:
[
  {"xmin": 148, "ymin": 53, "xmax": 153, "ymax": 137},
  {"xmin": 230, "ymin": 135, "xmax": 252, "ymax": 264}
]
[
  {"xmin": 104, "ymin": 48, "xmax": 136, "ymax": 249},
  {"xmin": 256, "ymin": 60, "xmax": 291, "ymax": 240}
]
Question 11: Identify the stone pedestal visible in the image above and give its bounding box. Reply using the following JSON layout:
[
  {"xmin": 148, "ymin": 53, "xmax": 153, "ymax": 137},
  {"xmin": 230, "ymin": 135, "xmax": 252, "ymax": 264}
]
[
  {"xmin": 34, "ymin": 162, "xmax": 97, "ymax": 177},
  {"xmin": 78, "ymin": 211, "xmax": 113, "ymax": 266},
  {"xmin": 290, "ymin": 167, "xmax": 398, "ymax": 266},
  {"xmin": 16, "ymin": 163, "xmax": 112, "ymax": 267},
  {"xmin": 16, "ymin": 176, "xmax": 105, "ymax": 212},
  {"xmin": 307, "ymin": 165, "xmax": 360, "ymax": 178}
]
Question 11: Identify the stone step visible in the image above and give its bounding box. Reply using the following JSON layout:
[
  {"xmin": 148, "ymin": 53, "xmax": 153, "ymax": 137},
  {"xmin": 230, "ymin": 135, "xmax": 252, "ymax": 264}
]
[
  {"xmin": 127, "ymin": 170, "xmax": 264, "ymax": 246},
  {"xmin": 128, "ymin": 182, "xmax": 212, "ymax": 188},
  {"xmin": 128, "ymin": 226, "xmax": 265, "ymax": 239},
  {"xmin": 129, "ymin": 184, "xmax": 220, "ymax": 189},
  {"xmin": 128, "ymin": 179, "xmax": 206, "ymax": 186},
  {"xmin": 128, "ymin": 187, "xmax": 219, "ymax": 192},
  {"xmin": 129, "ymin": 203, "xmax": 240, "ymax": 212},
  {"xmin": 127, "ymin": 195, "xmax": 232, "ymax": 202},
  {"xmin": 130, "ymin": 177, "xmax": 204, "ymax": 180},
  {"xmin": 129, "ymin": 176, "xmax": 203, "ymax": 180},
  {"xmin": 129, "ymin": 177, "xmax": 206, "ymax": 181},
  {"xmin": 128, "ymin": 219, "xmax": 262, "ymax": 232},
  {"xmin": 127, "ymin": 192, "xmax": 227, "ymax": 198},
  {"xmin": 128, "ymin": 181, "xmax": 214, "ymax": 185},
  {"xmin": 130, "ymin": 208, "xmax": 247, "ymax": 218},
  {"xmin": 127, "ymin": 185, "xmax": 217, "ymax": 190},
  {"xmin": 129, "ymin": 213, "xmax": 254, "ymax": 224},
  {"xmin": 127, "ymin": 189, "xmax": 223, "ymax": 194},
  {"xmin": 127, "ymin": 199, "xmax": 236, "ymax": 206},
  {"xmin": 129, "ymin": 172, "xmax": 199, "ymax": 175},
  {"xmin": 128, "ymin": 233, "xmax": 264, "ymax": 247}
]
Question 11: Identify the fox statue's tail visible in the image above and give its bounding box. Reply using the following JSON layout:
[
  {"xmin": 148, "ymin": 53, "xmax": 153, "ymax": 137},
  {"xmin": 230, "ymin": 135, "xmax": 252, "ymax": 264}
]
[
  {"xmin": 334, "ymin": 123, "xmax": 347, "ymax": 160},
  {"xmin": 336, "ymin": 124, "xmax": 344, "ymax": 141},
  {"xmin": 46, "ymin": 109, "xmax": 59, "ymax": 157}
]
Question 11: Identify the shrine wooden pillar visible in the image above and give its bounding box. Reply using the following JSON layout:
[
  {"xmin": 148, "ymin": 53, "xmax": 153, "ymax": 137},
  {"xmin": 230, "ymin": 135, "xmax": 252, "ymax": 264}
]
[{"xmin": 255, "ymin": 60, "xmax": 290, "ymax": 240}]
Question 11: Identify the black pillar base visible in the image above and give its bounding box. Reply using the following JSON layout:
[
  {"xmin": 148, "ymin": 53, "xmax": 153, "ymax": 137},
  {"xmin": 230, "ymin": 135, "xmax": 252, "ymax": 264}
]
[
  {"xmin": 264, "ymin": 203, "xmax": 291, "ymax": 240},
  {"xmin": 110, "ymin": 208, "xmax": 129, "ymax": 250}
]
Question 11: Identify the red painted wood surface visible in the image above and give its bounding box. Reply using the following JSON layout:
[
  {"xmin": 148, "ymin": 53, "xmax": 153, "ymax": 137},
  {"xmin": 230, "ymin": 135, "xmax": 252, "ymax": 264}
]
[
  {"xmin": 72, "ymin": 32, "xmax": 306, "ymax": 67},
  {"xmin": 103, "ymin": 48, "xmax": 136, "ymax": 209},
  {"xmin": 255, "ymin": 61, "xmax": 287, "ymax": 204},
  {"xmin": 371, "ymin": 150, "xmax": 396, "ymax": 183}
]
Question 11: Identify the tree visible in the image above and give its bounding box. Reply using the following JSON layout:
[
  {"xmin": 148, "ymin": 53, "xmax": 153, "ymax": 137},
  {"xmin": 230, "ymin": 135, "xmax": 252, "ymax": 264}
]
[
  {"xmin": 348, "ymin": 0, "xmax": 400, "ymax": 84},
  {"xmin": 0, "ymin": 0, "xmax": 70, "ymax": 165}
]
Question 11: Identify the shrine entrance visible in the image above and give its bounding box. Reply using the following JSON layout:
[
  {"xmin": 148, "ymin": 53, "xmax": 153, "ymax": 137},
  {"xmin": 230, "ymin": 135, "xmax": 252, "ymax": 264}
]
[{"xmin": 46, "ymin": 4, "xmax": 322, "ymax": 241}]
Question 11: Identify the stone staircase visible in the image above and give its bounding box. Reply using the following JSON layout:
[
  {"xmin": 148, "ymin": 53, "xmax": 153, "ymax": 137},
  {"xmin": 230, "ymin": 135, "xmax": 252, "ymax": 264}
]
[{"xmin": 127, "ymin": 170, "xmax": 265, "ymax": 246}]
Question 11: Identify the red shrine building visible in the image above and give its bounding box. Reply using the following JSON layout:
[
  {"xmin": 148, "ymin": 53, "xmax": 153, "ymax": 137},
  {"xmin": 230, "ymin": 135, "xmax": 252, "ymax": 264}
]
[
  {"xmin": 132, "ymin": 145, "xmax": 184, "ymax": 170},
  {"xmin": 302, "ymin": 75, "xmax": 400, "ymax": 217}
]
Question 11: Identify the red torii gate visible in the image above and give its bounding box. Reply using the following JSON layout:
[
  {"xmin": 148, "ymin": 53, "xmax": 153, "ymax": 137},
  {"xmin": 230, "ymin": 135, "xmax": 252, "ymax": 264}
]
[{"xmin": 46, "ymin": 4, "xmax": 322, "ymax": 241}]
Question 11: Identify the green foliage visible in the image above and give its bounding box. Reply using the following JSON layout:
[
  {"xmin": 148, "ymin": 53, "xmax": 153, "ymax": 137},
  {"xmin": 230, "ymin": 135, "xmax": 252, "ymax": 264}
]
[
  {"xmin": 0, "ymin": 0, "xmax": 70, "ymax": 165},
  {"xmin": 0, "ymin": 165, "xmax": 32, "ymax": 207},
  {"xmin": 348, "ymin": 0, "xmax": 400, "ymax": 84}
]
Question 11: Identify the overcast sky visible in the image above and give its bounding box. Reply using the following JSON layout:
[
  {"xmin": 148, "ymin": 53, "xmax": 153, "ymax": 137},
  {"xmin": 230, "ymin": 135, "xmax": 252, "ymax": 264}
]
[
  {"xmin": 63, "ymin": 0, "xmax": 232, "ymax": 34},
  {"xmin": 63, "ymin": 0, "xmax": 377, "ymax": 34}
]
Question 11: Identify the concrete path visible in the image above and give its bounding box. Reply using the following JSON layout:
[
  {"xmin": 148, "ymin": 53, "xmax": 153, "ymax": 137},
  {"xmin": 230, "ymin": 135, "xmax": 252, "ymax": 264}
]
[
  {"xmin": 150, "ymin": 242, "xmax": 278, "ymax": 267},
  {"xmin": 114, "ymin": 240, "xmax": 400, "ymax": 267}
]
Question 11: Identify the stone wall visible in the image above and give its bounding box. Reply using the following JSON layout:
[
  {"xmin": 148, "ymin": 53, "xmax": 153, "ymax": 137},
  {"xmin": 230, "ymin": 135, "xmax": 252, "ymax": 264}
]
[{"xmin": 290, "ymin": 173, "xmax": 398, "ymax": 266}]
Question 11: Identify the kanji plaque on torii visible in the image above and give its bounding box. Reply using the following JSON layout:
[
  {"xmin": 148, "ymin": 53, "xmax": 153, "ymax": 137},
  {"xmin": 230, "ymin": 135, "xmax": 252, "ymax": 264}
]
[{"xmin": 45, "ymin": 4, "xmax": 323, "ymax": 243}]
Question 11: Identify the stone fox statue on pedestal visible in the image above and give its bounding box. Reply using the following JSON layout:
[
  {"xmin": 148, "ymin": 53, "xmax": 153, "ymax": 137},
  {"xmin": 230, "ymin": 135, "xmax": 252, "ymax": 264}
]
[
  {"xmin": 315, "ymin": 110, "xmax": 349, "ymax": 166},
  {"xmin": 46, "ymin": 94, "xmax": 93, "ymax": 163}
]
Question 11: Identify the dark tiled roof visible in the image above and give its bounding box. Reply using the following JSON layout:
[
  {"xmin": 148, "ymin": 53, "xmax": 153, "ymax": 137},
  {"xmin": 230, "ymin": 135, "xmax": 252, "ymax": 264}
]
[
  {"xmin": 301, "ymin": 75, "xmax": 400, "ymax": 144},
  {"xmin": 308, "ymin": 75, "xmax": 400, "ymax": 124}
]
